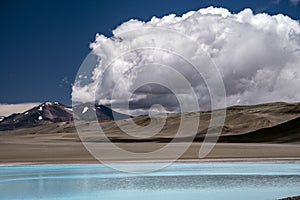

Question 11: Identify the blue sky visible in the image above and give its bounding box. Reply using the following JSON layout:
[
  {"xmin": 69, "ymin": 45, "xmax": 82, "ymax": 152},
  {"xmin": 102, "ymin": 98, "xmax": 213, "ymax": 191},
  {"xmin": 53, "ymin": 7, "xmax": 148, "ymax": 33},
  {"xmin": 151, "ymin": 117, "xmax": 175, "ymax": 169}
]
[{"xmin": 0, "ymin": 0, "xmax": 299, "ymax": 105}]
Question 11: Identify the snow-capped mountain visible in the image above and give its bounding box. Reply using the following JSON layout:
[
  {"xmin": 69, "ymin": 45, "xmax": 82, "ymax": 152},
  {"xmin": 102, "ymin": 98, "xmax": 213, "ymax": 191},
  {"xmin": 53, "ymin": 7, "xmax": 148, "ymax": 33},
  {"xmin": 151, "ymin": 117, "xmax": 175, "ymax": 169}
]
[
  {"xmin": 0, "ymin": 102, "xmax": 73, "ymax": 131},
  {"xmin": 0, "ymin": 102, "xmax": 131, "ymax": 131}
]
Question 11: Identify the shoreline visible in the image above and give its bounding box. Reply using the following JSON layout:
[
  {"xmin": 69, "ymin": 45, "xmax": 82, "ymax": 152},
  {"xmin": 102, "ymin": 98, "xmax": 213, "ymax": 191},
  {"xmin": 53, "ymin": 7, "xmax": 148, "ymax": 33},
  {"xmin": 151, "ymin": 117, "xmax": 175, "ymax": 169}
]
[{"xmin": 1, "ymin": 157, "xmax": 300, "ymax": 166}]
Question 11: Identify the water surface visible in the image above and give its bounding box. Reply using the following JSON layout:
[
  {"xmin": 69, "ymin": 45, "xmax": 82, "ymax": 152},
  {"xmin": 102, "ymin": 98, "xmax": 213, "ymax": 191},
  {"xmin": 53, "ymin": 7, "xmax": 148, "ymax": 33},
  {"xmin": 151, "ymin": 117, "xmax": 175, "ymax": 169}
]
[{"xmin": 0, "ymin": 163, "xmax": 299, "ymax": 200}]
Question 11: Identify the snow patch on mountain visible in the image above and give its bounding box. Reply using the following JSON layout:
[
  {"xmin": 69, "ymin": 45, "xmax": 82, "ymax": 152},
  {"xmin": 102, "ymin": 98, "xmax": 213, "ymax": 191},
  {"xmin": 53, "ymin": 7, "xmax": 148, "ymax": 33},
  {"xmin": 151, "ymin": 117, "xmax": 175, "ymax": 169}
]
[{"xmin": 82, "ymin": 107, "xmax": 89, "ymax": 114}]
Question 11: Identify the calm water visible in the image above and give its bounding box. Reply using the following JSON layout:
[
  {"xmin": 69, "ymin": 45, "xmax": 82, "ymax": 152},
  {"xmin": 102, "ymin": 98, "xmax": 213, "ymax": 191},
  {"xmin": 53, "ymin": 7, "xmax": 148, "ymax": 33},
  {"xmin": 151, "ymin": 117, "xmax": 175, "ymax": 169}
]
[{"xmin": 0, "ymin": 163, "xmax": 299, "ymax": 200}]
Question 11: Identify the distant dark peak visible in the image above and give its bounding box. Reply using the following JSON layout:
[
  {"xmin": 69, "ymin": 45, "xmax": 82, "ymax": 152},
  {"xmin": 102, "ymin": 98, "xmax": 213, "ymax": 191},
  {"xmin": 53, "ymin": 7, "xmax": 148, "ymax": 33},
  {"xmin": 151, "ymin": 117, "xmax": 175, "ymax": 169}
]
[
  {"xmin": 95, "ymin": 104, "xmax": 106, "ymax": 109},
  {"xmin": 73, "ymin": 103, "xmax": 132, "ymax": 121},
  {"xmin": 97, "ymin": 104, "xmax": 132, "ymax": 120},
  {"xmin": 96, "ymin": 104, "xmax": 113, "ymax": 113}
]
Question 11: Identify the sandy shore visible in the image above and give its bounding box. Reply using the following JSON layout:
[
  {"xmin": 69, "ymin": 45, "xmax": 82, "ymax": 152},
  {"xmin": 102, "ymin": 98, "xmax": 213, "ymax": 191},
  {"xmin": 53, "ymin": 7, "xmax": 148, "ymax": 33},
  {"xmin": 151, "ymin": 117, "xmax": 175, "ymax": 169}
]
[{"xmin": 0, "ymin": 132, "xmax": 300, "ymax": 165}]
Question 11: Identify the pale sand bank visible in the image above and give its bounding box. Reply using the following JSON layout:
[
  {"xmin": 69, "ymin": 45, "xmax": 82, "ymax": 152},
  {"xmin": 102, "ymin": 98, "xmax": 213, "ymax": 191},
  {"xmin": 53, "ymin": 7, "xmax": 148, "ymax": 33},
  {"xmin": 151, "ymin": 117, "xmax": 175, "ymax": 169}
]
[{"xmin": 0, "ymin": 132, "xmax": 299, "ymax": 165}]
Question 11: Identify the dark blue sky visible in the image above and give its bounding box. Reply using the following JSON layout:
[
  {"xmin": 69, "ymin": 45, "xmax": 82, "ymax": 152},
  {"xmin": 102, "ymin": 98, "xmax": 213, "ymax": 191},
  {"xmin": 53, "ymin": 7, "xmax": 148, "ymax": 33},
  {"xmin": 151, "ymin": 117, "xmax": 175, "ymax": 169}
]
[{"xmin": 0, "ymin": 0, "xmax": 299, "ymax": 105}]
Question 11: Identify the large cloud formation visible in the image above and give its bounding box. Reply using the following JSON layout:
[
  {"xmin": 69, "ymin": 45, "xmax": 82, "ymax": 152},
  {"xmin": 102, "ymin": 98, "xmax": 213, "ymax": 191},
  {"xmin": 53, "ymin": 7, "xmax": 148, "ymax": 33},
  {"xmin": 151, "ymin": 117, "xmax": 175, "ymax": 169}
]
[{"xmin": 72, "ymin": 7, "xmax": 300, "ymax": 115}]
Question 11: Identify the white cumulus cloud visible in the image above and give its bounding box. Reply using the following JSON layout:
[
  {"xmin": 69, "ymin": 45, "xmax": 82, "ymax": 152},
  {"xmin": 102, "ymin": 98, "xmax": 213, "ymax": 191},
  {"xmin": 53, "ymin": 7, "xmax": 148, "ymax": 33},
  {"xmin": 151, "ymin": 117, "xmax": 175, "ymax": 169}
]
[{"xmin": 72, "ymin": 7, "xmax": 300, "ymax": 115}]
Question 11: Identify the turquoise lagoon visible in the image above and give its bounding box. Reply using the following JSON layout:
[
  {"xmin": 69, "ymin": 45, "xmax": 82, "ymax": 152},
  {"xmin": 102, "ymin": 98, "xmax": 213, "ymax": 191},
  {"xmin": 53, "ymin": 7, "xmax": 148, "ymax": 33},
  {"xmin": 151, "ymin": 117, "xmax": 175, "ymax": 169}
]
[{"xmin": 0, "ymin": 163, "xmax": 299, "ymax": 200}]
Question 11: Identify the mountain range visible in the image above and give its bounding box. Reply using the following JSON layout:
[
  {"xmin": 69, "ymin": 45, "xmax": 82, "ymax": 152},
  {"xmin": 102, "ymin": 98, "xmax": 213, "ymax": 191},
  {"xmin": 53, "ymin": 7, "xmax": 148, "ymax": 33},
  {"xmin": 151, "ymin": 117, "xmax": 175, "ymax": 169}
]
[
  {"xmin": 0, "ymin": 101, "xmax": 300, "ymax": 143},
  {"xmin": 0, "ymin": 102, "xmax": 131, "ymax": 131}
]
